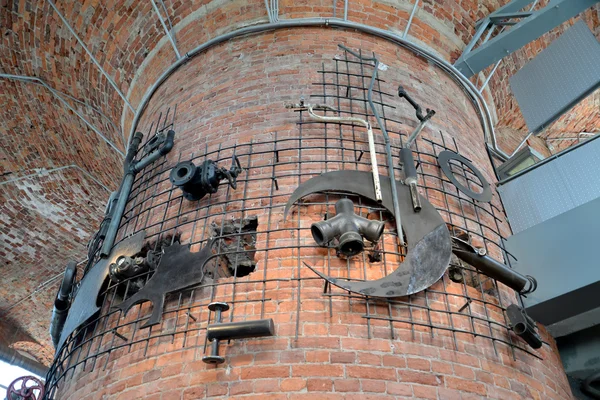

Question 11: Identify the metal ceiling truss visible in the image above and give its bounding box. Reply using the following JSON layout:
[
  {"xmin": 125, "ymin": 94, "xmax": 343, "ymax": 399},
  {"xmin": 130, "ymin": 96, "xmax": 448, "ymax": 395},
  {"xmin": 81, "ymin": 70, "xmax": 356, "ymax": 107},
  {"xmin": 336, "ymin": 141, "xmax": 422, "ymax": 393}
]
[
  {"xmin": 454, "ymin": 0, "xmax": 600, "ymax": 78},
  {"xmin": 150, "ymin": 0, "xmax": 181, "ymax": 59}
]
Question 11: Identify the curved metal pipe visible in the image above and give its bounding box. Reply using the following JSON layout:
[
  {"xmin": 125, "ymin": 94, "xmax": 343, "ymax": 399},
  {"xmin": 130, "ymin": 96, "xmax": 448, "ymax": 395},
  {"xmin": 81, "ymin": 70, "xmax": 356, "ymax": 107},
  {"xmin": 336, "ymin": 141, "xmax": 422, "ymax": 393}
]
[
  {"xmin": 305, "ymin": 104, "xmax": 382, "ymax": 202},
  {"xmin": 338, "ymin": 44, "xmax": 404, "ymax": 246},
  {"xmin": 126, "ymin": 18, "xmax": 505, "ymax": 160},
  {"xmin": 0, "ymin": 343, "xmax": 48, "ymax": 378}
]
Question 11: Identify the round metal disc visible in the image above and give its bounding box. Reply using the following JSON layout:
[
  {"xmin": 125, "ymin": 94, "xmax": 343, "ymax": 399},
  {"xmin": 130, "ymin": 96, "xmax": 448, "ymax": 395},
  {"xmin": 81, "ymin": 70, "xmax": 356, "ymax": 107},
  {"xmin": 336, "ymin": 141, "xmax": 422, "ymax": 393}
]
[{"xmin": 437, "ymin": 150, "xmax": 492, "ymax": 203}]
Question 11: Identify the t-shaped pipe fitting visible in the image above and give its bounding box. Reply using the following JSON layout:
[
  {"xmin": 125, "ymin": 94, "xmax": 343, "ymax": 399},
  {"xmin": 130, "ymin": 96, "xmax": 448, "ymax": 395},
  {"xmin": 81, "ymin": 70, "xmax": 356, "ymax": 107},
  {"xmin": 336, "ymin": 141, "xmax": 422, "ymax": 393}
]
[{"xmin": 311, "ymin": 198, "xmax": 385, "ymax": 257}]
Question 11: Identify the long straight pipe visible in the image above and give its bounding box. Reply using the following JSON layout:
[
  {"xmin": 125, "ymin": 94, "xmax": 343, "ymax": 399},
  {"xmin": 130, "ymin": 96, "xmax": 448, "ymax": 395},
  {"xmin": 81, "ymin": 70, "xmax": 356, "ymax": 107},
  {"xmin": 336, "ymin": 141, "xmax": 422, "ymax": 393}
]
[{"xmin": 99, "ymin": 132, "xmax": 143, "ymax": 256}]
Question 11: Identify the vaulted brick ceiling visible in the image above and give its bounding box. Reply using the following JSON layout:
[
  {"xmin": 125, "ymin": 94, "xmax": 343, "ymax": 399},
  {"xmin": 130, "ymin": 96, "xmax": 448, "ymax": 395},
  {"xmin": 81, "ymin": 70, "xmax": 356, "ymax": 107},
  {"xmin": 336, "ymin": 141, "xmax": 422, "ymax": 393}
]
[{"xmin": 0, "ymin": 0, "xmax": 598, "ymax": 366}]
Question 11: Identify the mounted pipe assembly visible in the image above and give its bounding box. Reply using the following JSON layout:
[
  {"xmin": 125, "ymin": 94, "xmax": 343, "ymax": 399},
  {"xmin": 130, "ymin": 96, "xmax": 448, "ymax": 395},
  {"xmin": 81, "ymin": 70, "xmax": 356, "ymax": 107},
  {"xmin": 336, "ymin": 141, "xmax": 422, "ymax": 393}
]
[
  {"xmin": 285, "ymin": 101, "xmax": 383, "ymax": 203},
  {"xmin": 338, "ymin": 44, "xmax": 405, "ymax": 246},
  {"xmin": 202, "ymin": 302, "xmax": 275, "ymax": 365},
  {"xmin": 311, "ymin": 198, "xmax": 385, "ymax": 257},
  {"xmin": 506, "ymin": 304, "xmax": 543, "ymax": 349},
  {"xmin": 170, "ymin": 155, "xmax": 242, "ymax": 201},
  {"xmin": 451, "ymin": 237, "xmax": 537, "ymax": 294},
  {"xmin": 49, "ymin": 261, "xmax": 77, "ymax": 348},
  {"xmin": 397, "ymin": 85, "xmax": 436, "ymax": 212},
  {"xmin": 100, "ymin": 129, "xmax": 175, "ymax": 257}
]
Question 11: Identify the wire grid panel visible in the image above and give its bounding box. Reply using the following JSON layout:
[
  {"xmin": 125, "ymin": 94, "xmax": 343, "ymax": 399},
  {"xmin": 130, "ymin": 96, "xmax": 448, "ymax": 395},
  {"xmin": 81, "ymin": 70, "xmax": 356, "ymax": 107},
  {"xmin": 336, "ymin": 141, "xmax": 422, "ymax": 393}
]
[{"xmin": 45, "ymin": 48, "xmax": 536, "ymax": 399}]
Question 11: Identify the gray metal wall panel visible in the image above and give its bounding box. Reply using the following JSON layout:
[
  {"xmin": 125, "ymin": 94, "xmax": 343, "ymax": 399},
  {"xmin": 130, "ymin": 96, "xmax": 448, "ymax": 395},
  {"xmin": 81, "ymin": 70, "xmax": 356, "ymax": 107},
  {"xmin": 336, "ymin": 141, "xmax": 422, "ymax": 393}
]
[
  {"xmin": 498, "ymin": 137, "xmax": 600, "ymax": 233},
  {"xmin": 509, "ymin": 20, "xmax": 600, "ymax": 133},
  {"xmin": 504, "ymin": 196, "xmax": 600, "ymax": 325}
]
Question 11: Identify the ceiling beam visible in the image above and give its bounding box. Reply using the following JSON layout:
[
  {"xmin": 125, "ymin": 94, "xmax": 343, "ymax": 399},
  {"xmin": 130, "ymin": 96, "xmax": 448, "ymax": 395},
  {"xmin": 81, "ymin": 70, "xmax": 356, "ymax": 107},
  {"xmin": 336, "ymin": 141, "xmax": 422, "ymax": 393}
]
[{"xmin": 455, "ymin": 0, "xmax": 600, "ymax": 78}]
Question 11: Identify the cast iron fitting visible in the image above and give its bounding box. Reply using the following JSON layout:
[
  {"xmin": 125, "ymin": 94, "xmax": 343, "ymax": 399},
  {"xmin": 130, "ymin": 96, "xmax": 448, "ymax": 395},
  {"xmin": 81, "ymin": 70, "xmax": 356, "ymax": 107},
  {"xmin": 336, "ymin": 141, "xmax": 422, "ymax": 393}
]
[
  {"xmin": 451, "ymin": 237, "xmax": 537, "ymax": 294},
  {"xmin": 124, "ymin": 132, "xmax": 144, "ymax": 173},
  {"xmin": 506, "ymin": 304, "xmax": 543, "ymax": 349},
  {"xmin": 159, "ymin": 129, "xmax": 175, "ymax": 155},
  {"xmin": 170, "ymin": 156, "xmax": 242, "ymax": 201},
  {"xmin": 206, "ymin": 319, "xmax": 275, "ymax": 341},
  {"xmin": 311, "ymin": 198, "xmax": 385, "ymax": 257},
  {"xmin": 398, "ymin": 86, "xmax": 435, "ymax": 122},
  {"xmin": 109, "ymin": 255, "xmax": 149, "ymax": 282},
  {"xmin": 50, "ymin": 261, "xmax": 77, "ymax": 348}
]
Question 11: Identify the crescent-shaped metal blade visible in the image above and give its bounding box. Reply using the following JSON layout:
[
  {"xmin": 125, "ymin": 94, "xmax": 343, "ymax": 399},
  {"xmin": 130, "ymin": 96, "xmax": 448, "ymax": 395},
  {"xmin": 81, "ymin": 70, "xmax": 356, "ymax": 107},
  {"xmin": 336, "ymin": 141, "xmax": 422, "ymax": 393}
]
[{"xmin": 287, "ymin": 170, "xmax": 451, "ymax": 297}]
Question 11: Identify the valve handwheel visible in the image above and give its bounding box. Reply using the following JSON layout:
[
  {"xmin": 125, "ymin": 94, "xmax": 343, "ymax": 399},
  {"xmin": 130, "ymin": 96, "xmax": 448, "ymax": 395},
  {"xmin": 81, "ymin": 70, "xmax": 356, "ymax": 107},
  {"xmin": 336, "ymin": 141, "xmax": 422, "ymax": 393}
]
[{"xmin": 7, "ymin": 376, "xmax": 45, "ymax": 400}]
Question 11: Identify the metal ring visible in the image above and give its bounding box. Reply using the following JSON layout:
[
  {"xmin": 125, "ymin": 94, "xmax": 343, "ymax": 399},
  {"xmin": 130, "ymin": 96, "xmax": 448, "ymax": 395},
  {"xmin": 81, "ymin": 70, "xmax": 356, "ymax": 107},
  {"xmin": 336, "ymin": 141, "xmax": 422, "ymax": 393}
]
[{"xmin": 437, "ymin": 150, "xmax": 492, "ymax": 202}]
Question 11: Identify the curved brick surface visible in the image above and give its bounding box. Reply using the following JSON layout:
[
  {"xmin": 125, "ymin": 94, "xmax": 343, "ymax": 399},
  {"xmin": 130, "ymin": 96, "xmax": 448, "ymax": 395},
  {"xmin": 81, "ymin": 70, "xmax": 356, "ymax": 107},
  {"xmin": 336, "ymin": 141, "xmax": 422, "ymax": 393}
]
[
  {"xmin": 1, "ymin": 0, "xmax": 592, "ymax": 381},
  {"xmin": 52, "ymin": 28, "xmax": 572, "ymax": 400}
]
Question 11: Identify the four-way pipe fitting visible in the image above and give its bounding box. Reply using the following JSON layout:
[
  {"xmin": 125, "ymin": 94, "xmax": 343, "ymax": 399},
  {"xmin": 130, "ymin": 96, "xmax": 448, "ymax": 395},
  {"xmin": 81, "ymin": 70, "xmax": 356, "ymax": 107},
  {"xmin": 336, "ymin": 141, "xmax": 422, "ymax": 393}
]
[{"xmin": 311, "ymin": 198, "xmax": 385, "ymax": 257}]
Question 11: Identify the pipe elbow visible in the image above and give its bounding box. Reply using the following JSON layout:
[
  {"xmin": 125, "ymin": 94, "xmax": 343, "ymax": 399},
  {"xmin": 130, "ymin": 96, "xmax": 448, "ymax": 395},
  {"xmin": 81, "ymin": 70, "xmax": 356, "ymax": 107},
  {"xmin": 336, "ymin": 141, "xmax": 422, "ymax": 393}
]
[{"xmin": 159, "ymin": 129, "xmax": 175, "ymax": 156}]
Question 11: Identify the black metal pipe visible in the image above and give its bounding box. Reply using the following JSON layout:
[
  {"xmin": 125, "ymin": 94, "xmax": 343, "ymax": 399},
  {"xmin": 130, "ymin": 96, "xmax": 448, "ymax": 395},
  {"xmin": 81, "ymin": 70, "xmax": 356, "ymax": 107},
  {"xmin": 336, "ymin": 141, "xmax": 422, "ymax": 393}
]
[
  {"xmin": 451, "ymin": 238, "xmax": 537, "ymax": 294},
  {"xmin": 133, "ymin": 129, "xmax": 175, "ymax": 173},
  {"xmin": 100, "ymin": 130, "xmax": 178, "ymax": 257},
  {"xmin": 506, "ymin": 304, "xmax": 543, "ymax": 349},
  {"xmin": 453, "ymin": 249, "xmax": 536, "ymax": 293},
  {"xmin": 0, "ymin": 343, "xmax": 48, "ymax": 377},
  {"xmin": 206, "ymin": 319, "xmax": 275, "ymax": 341},
  {"xmin": 400, "ymin": 147, "xmax": 421, "ymax": 212},
  {"xmin": 49, "ymin": 261, "xmax": 77, "ymax": 348},
  {"xmin": 100, "ymin": 132, "xmax": 143, "ymax": 257},
  {"xmin": 123, "ymin": 132, "xmax": 143, "ymax": 173},
  {"xmin": 398, "ymin": 85, "xmax": 425, "ymax": 121}
]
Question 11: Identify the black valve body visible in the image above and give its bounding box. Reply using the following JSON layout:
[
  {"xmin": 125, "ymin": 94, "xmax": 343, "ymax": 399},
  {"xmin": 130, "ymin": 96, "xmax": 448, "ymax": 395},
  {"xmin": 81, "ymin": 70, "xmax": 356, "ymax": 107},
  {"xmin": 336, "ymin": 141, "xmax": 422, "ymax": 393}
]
[{"xmin": 170, "ymin": 159, "xmax": 241, "ymax": 201}]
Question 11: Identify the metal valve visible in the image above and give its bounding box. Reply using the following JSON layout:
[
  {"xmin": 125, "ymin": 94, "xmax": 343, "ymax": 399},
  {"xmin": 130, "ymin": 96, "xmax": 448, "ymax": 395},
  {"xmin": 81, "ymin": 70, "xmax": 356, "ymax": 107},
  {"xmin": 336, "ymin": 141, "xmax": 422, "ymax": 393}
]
[{"xmin": 170, "ymin": 155, "xmax": 242, "ymax": 201}]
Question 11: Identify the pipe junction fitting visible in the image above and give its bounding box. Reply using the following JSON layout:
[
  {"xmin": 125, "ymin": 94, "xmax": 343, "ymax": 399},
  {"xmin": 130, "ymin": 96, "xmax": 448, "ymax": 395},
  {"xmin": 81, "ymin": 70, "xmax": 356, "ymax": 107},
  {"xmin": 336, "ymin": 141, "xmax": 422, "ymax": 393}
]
[{"xmin": 311, "ymin": 198, "xmax": 385, "ymax": 257}]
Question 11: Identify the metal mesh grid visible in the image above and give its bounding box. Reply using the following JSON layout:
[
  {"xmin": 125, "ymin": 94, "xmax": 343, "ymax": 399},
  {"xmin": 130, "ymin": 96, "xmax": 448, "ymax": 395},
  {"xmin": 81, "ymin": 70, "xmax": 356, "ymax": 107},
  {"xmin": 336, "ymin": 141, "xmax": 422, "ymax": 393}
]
[{"xmin": 45, "ymin": 47, "xmax": 539, "ymax": 399}]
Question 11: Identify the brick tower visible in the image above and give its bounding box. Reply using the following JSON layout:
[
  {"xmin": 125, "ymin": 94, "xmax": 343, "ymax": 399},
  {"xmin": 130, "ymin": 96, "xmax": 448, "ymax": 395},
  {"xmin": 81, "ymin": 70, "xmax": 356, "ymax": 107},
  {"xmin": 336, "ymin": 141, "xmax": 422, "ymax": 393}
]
[{"xmin": 38, "ymin": 2, "xmax": 574, "ymax": 400}]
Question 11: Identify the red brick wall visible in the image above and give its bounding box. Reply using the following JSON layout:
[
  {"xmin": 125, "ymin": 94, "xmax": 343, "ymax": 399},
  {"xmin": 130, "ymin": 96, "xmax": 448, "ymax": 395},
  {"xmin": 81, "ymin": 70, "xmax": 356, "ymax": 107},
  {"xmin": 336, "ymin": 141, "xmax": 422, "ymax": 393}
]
[
  {"xmin": 53, "ymin": 29, "xmax": 572, "ymax": 400},
  {"xmin": 1, "ymin": 0, "xmax": 591, "ymax": 377}
]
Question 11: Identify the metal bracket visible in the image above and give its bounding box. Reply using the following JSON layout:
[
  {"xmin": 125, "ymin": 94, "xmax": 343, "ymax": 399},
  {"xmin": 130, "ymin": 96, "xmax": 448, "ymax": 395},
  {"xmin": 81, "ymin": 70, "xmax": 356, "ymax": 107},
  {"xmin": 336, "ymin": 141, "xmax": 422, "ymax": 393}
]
[{"xmin": 454, "ymin": 0, "xmax": 600, "ymax": 78}]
